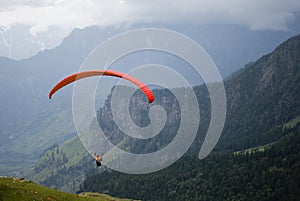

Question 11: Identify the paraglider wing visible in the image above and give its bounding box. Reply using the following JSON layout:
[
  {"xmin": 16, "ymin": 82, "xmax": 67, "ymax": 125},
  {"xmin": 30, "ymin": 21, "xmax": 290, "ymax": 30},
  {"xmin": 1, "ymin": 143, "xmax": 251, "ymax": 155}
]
[{"xmin": 49, "ymin": 70, "xmax": 154, "ymax": 103}]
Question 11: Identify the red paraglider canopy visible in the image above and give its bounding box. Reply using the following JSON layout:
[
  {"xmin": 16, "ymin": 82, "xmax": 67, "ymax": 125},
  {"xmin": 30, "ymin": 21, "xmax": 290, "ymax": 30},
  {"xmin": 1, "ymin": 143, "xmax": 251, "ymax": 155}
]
[{"xmin": 49, "ymin": 70, "xmax": 155, "ymax": 103}]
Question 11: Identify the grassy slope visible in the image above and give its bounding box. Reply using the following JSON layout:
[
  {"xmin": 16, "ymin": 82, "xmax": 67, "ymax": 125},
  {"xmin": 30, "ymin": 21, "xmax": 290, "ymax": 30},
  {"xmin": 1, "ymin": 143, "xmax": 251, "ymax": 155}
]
[
  {"xmin": 29, "ymin": 137, "xmax": 88, "ymax": 180},
  {"xmin": 234, "ymin": 117, "xmax": 300, "ymax": 155},
  {"xmin": 0, "ymin": 177, "xmax": 135, "ymax": 201},
  {"xmin": 25, "ymin": 136, "xmax": 100, "ymax": 193}
]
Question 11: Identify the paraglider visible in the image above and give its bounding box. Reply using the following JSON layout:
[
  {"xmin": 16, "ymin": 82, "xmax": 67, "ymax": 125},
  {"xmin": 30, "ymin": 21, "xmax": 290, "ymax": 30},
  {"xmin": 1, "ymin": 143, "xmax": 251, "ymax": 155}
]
[
  {"xmin": 49, "ymin": 70, "xmax": 155, "ymax": 103},
  {"xmin": 94, "ymin": 153, "xmax": 102, "ymax": 166}
]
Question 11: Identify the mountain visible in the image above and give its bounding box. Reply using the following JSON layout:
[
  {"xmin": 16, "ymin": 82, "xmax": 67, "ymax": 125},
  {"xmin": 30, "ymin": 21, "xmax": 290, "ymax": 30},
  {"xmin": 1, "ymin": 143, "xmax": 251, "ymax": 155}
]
[
  {"xmin": 217, "ymin": 34, "xmax": 300, "ymax": 150},
  {"xmin": 0, "ymin": 25, "xmax": 66, "ymax": 60},
  {"xmin": 26, "ymin": 34, "xmax": 300, "ymax": 198},
  {"xmin": 0, "ymin": 177, "xmax": 136, "ymax": 201},
  {"xmin": 79, "ymin": 35, "xmax": 300, "ymax": 200},
  {"xmin": 89, "ymin": 34, "xmax": 300, "ymax": 154},
  {"xmin": 1, "ymin": 24, "xmax": 297, "ymax": 176}
]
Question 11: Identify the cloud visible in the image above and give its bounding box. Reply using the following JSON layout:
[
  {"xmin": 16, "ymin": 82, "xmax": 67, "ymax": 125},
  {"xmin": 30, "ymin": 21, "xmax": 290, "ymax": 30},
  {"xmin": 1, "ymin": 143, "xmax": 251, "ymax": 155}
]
[{"xmin": 0, "ymin": 0, "xmax": 299, "ymax": 36}]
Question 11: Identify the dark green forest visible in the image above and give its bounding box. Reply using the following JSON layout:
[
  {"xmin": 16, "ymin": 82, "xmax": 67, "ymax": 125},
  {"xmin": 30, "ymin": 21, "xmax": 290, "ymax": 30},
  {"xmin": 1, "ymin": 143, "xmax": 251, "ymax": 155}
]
[{"xmin": 81, "ymin": 124, "xmax": 300, "ymax": 201}]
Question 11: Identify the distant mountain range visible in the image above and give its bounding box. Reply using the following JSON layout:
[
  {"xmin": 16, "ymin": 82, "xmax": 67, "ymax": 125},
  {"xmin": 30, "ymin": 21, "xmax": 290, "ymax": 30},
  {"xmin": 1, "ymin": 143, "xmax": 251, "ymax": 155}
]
[
  {"xmin": 0, "ymin": 25, "xmax": 65, "ymax": 60},
  {"xmin": 1, "ymin": 22, "xmax": 300, "ymax": 64}
]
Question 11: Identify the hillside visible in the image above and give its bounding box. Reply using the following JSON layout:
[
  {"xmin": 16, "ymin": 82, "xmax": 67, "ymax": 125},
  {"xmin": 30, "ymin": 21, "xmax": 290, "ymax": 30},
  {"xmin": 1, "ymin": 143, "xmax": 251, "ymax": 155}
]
[
  {"xmin": 0, "ymin": 177, "xmax": 136, "ymax": 201},
  {"xmin": 79, "ymin": 34, "xmax": 300, "ymax": 201},
  {"xmin": 26, "ymin": 137, "xmax": 94, "ymax": 193},
  {"xmin": 218, "ymin": 34, "xmax": 300, "ymax": 150},
  {"xmin": 87, "ymin": 34, "xmax": 300, "ymax": 154}
]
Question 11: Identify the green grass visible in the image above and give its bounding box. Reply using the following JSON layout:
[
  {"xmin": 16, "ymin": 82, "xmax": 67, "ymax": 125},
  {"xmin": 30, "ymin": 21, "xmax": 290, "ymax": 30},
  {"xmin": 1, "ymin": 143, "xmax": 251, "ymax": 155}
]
[
  {"xmin": 59, "ymin": 137, "xmax": 89, "ymax": 168},
  {"xmin": 283, "ymin": 116, "xmax": 300, "ymax": 129},
  {"xmin": 234, "ymin": 142, "xmax": 274, "ymax": 155},
  {"xmin": 0, "ymin": 177, "xmax": 136, "ymax": 201},
  {"xmin": 26, "ymin": 136, "xmax": 89, "ymax": 180},
  {"xmin": 234, "ymin": 119, "xmax": 300, "ymax": 156}
]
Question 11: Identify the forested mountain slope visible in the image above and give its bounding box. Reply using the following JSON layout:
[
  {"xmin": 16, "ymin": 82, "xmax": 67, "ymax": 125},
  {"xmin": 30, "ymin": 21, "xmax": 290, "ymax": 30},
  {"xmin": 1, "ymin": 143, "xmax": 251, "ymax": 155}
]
[
  {"xmin": 81, "ymin": 125, "xmax": 300, "ymax": 201},
  {"xmin": 80, "ymin": 35, "xmax": 300, "ymax": 200}
]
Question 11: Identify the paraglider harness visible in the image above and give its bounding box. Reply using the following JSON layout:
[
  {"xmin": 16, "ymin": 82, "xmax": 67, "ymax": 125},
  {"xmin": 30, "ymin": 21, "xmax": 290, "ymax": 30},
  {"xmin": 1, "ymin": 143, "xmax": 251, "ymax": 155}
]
[{"xmin": 94, "ymin": 153, "xmax": 102, "ymax": 166}]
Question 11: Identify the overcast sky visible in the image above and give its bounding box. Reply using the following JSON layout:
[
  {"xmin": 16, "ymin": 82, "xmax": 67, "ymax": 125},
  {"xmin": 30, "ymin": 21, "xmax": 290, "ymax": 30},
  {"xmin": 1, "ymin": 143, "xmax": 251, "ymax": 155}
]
[{"xmin": 1, "ymin": 0, "xmax": 300, "ymax": 36}]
